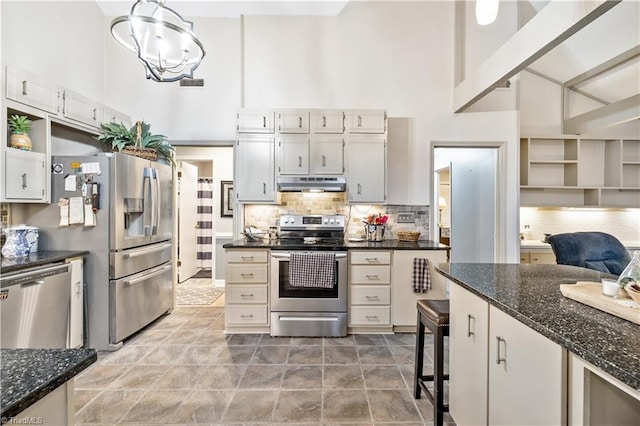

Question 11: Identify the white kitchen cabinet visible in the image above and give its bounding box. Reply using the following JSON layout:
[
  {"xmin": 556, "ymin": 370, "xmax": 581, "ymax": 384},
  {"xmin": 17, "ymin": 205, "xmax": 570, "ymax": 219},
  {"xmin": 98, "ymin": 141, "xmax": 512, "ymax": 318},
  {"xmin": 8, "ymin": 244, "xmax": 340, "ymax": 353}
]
[
  {"xmin": 237, "ymin": 109, "xmax": 275, "ymax": 133},
  {"xmin": 278, "ymin": 110, "xmax": 309, "ymax": 133},
  {"xmin": 346, "ymin": 110, "xmax": 386, "ymax": 133},
  {"xmin": 391, "ymin": 250, "xmax": 448, "ymax": 329},
  {"xmin": 448, "ymin": 282, "xmax": 566, "ymax": 425},
  {"xmin": 3, "ymin": 149, "xmax": 46, "ymax": 201},
  {"xmin": 235, "ymin": 136, "xmax": 275, "ymax": 202},
  {"xmin": 311, "ymin": 110, "xmax": 344, "ymax": 134},
  {"xmin": 449, "ymin": 283, "xmax": 489, "ymax": 426},
  {"xmin": 5, "ymin": 65, "xmax": 62, "ymax": 115},
  {"xmin": 278, "ymin": 136, "xmax": 310, "ymax": 175},
  {"xmin": 348, "ymin": 250, "xmax": 392, "ymax": 331},
  {"xmin": 102, "ymin": 106, "xmax": 132, "ymax": 128},
  {"xmin": 347, "ymin": 135, "xmax": 386, "ymax": 203},
  {"xmin": 225, "ymin": 249, "xmax": 270, "ymax": 332},
  {"xmin": 63, "ymin": 89, "xmax": 103, "ymax": 129},
  {"xmin": 311, "ymin": 135, "xmax": 344, "ymax": 175},
  {"xmin": 488, "ymin": 305, "xmax": 566, "ymax": 425},
  {"xmin": 67, "ymin": 257, "xmax": 84, "ymax": 349}
]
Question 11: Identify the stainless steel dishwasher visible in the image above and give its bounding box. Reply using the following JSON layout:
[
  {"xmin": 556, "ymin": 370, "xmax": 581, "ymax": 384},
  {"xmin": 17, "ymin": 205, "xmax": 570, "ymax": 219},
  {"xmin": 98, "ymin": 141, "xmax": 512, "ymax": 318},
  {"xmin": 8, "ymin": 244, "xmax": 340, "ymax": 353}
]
[{"xmin": 0, "ymin": 263, "xmax": 71, "ymax": 348}]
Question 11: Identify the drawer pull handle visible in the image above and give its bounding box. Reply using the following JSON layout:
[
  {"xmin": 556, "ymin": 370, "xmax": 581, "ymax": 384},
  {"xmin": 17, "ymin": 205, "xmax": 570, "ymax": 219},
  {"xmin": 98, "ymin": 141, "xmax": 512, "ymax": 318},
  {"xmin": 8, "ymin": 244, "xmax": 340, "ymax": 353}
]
[
  {"xmin": 366, "ymin": 275, "xmax": 379, "ymax": 280},
  {"xmin": 357, "ymin": 183, "xmax": 362, "ymax": 195},
  {"xmin": 262, "ymin": 116, "xmax": 266, "ymax": 128},
  {"xmin": 22, "ymin": 80, "xmax": 28, "ymax": 96},
  {"xmin": 298, "ymin": 155, "xmax": 302, "ymax": 167},
  {"xmin": 496, "ymin": 336, "xmax": 506, "ymax": 364},
  {"xmin": 365, "ymin": 315, "xmax": 378, "ymax": 320},
  {"xmin": 241, "ymin": 314, "xmax": 254, "ymax": 318},
  {"xmin": 241, "ymin": 256, "xmax": 254, "ymax": 261},
  {"xmin": 365, "ymin": 295, "xmax": 379, "ymax": 300},
  {"xmin": 357, "ymin": 115, "xmax": 362, "ymax": 127},
  {"xmin": 240, "ymin": 273, "xmax": 254, "ymax": 278},
  {"xmin": 322, "ymin": 155, "xmax": 326, "ymax": 167},
  {"xmin": 322, "ymin": 115, "xmax": 327, "ymax": 127},
  {"xmin": 240, "ymin": 293, "xmax": 254, "ymax": 297},
  {"xmin": 365, "ymin": 258, "xmax": 379, "ymax": 263},
  {"xmin": 21, "ymin": 173, "xmax": 28, "ymax": 189},
  {"xmin": 298, "ymin": 116, "xmax": 303, "ymax": 128}
]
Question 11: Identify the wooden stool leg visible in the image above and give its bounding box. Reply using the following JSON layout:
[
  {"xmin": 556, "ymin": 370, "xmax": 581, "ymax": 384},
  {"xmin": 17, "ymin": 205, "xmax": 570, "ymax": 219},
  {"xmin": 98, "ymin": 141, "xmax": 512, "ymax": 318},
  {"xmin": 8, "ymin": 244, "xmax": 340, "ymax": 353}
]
[
  {"xmin": 414, "ymin": 311, "xmax": 425, "ymax": 399},
  {"xmin": 434, "ymin": 327, "xmax": 445, "ymax": 426}
]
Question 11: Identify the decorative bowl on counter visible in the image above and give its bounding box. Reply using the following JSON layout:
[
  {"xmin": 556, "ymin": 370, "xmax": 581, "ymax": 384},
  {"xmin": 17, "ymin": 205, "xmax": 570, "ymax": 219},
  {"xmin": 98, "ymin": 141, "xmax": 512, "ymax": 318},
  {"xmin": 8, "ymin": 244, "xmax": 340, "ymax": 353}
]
[{"xmin": 625, "ymin": 283, "xmax": 640, "ymax": 304}]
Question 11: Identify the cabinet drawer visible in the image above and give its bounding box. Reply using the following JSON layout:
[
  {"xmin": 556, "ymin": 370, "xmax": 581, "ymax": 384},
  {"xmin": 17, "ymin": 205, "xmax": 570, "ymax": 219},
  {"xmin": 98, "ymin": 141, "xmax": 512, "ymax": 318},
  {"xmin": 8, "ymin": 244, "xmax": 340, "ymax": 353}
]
[
  {"xmin": 350, "ymin": 286, "xmax": 390, "ymax": 305},
  {"xmin": 226, "ymin": 285, "xmax": 268, "ymax": 304},
  {"xmin": 350, "ymin": 265, "xmax": 391, "ymax": 284},
  {"xmin": 350, "ymin": 251, "xmax": 391, "ymax": 265},
  {"xmin": 226, "ymin": 264, "xmax": 268, "ymax": 284},
  {"xmin": 530, "ymin": 252, "xmax": 556, "ymax": 264},
  {"xmin": 349, "ymin": 306, "xmax": 391, "ymax": 326},
  {"xmin": 226, "ymin": 250, "xmax": 268, "ymax": 264},
  {"xmin": 226, "ymin": 306, "xmax": 268, "ymax": 325}
]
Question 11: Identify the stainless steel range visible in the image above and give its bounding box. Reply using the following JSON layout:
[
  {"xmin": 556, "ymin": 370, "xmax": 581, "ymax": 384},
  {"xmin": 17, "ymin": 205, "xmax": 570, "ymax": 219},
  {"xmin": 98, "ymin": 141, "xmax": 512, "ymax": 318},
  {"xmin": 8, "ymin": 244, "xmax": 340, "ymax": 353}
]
[{"xmin": 270, "ymin": 214, "xmax": 348, "ymax": 337}]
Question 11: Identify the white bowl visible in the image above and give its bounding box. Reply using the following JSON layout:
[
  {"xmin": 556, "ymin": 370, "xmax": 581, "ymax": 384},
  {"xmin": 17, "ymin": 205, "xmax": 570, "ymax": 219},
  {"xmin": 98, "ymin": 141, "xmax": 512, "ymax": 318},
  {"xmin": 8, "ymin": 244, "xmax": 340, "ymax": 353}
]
[{"xmin": 601, "ymin": 279, "xmax": 619, "ymax": 297}]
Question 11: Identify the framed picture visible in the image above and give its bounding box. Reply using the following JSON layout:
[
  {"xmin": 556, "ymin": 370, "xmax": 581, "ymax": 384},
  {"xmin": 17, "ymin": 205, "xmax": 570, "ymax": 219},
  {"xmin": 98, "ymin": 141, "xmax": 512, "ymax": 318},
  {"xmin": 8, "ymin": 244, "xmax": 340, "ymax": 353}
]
[{"xmin": 220, "ymin": 181, "xmax": 233, "ymax": 217}]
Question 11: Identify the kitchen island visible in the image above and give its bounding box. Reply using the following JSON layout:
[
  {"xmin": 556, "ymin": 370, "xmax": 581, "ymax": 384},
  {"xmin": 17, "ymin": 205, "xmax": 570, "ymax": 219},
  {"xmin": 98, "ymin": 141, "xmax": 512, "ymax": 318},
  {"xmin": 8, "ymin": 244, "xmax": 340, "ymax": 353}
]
[
  {"xmin": 436, "ymin": 263, "xmax": 640, "ymax": 425},
  {"xmin": 0, "ymin": 348, "xmax": 97, "ymax": 424},
  {"xmin": 222, "ymin": 238, "xmax": 448, "ymax": 251}
]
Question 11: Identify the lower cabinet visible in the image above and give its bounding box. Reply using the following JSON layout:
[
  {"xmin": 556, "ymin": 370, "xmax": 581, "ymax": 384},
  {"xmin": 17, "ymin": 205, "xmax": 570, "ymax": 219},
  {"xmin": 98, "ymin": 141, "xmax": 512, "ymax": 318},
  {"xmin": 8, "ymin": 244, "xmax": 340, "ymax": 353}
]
[
  {"xmin": 348, "ymin": 250, "xmax": 392, "ymax": 331},
  {"xmin": 225, "ymin": 249, "xmax": 270, "ymax": 332},
  {"xmin": 15, "ymin": 380, "xmax": 74, "ymax": 425},
  {"xmin": 520, "ymin": 250, "xmax": 556, "ymax": 264},
  {"xmin": 449, "ymin": 282, "xmax": 566, "ymax": 425},
  {"xmin": 391, "ymin": 249, "xmax": 448, "ymax": 330}
]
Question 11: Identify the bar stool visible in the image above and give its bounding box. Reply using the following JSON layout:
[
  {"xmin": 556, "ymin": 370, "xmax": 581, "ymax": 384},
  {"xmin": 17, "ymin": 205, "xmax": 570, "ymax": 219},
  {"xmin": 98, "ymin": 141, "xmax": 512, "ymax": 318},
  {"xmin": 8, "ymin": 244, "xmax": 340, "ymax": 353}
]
[{"xmin": 414, "ymin": 299, "xmax": 449, "ymax": 426}]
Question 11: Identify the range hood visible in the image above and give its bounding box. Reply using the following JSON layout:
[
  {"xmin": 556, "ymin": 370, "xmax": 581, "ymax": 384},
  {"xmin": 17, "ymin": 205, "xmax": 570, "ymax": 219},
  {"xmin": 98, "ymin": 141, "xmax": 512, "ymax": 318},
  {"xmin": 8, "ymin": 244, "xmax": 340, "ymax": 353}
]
[{"xmin": 277, "ymin": 176, "xmax": 346, "ymax": 192}]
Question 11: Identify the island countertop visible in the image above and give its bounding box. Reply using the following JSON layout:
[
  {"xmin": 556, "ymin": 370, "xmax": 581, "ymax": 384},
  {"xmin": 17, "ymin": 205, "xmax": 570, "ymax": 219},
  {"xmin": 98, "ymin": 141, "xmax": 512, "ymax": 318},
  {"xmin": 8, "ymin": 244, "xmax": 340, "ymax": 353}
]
[
  {"xmin": 223, "ymin": 238, "xmax": 449, "ymax": 250},
  {"xmin": 1, "ymin": 251, "xmax": 88, "ymax": 274},
  {"xmin": 0, "ymin": 348, "xmax": 97, "ymax": 423},
  {"xmin": 436, "ymin": 263, "xmax": 640, "ymax": 391}
]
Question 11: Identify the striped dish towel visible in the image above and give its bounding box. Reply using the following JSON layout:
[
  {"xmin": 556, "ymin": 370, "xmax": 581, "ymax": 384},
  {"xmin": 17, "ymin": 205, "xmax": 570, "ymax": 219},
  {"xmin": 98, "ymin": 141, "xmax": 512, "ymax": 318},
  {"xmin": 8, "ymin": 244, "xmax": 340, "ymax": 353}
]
[
  {"xmin": 412, "ymin": 258, "xmax": 431, "ymax": 293},
  {"xmin": 289, "ymin": 252, "xmax": 336, "ymax": 288}
]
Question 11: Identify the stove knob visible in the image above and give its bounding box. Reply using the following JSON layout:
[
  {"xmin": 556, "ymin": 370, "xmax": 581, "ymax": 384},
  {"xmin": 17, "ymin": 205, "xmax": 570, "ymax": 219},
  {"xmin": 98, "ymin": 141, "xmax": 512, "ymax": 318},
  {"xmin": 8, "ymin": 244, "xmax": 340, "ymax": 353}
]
[
  {"xmin": 329, "ymin": 219, "xmax": 335, "ymax": 224},
  {"xmin": 324, "ymin": 219, "xmax": 329, "ymax": 224}
]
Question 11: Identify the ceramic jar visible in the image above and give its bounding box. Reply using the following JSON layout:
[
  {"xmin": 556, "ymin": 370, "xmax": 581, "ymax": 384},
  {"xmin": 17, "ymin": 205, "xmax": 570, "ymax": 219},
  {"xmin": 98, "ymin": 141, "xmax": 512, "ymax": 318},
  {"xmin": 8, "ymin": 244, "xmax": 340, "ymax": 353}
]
[
  {"xmin": 1, "ymin": 225, "xmax": 38, "ymax": 258},
  {"xmin": 9, "ymin": 133, "xmax": 32, "ymax": 150}
]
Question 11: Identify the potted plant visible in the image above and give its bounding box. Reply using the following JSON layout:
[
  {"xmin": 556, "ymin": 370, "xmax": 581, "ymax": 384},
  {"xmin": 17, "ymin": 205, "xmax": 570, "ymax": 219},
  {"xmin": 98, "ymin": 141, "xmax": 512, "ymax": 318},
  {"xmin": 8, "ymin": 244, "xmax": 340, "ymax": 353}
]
[
  {"xmin": 96, "ymin": 121, "xmax": 175, "ymax": 166},
  {"xmin": 8, "ymin": 115, "xmax": 32, "ymax": 150}
]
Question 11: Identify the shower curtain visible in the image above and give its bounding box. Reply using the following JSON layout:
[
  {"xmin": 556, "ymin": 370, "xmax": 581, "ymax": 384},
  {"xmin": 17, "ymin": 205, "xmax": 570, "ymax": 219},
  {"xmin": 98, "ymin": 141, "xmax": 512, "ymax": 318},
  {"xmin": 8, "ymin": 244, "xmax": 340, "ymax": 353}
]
[{"xmin": 197, "ymin": 178, "xmax": 214, "ymax": 269}]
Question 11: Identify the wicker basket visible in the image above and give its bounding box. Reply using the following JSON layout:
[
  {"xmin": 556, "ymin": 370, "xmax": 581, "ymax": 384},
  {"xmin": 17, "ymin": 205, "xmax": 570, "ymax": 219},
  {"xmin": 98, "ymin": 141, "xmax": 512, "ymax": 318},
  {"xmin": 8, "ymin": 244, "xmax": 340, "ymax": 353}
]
[
  {"xmin": 396, "ymin": 231, "xmax": 420, "ymax": 242},
  {"xmin": 122, "ymin": 146, "xmax": 158, "ymax": 161}
]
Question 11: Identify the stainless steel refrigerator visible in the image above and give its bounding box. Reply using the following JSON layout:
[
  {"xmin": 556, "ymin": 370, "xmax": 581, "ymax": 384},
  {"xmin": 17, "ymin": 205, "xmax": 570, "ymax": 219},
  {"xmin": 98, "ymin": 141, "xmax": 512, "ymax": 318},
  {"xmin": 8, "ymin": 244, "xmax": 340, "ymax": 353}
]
[{"xmin": 26, "ymin": 152, "xmax": 173, "ymax": 350}]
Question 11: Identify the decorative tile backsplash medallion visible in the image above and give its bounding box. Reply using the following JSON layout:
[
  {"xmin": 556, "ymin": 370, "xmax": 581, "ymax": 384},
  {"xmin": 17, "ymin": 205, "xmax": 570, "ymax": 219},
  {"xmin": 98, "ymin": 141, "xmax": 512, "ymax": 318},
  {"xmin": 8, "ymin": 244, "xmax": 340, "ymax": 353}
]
[{"xmin": 244, "ymin": 193, "xmax": 430, "ymax": 240}]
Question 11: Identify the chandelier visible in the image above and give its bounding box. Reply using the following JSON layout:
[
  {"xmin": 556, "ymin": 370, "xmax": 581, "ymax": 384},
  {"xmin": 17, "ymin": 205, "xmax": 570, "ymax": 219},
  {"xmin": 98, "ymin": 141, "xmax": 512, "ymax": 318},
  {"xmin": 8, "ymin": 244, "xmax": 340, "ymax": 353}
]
[{"xmin": 111, "ymin": 0, "xmax": 205, "ymax": 82}]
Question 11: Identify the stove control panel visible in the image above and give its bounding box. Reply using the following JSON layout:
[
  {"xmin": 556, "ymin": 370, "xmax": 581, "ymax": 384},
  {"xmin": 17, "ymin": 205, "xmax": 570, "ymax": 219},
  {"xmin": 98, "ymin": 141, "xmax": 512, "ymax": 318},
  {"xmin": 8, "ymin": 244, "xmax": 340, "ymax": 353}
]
[{"xmin": 279, "ymin": 215, "xmax": 345, "ymax": 229}]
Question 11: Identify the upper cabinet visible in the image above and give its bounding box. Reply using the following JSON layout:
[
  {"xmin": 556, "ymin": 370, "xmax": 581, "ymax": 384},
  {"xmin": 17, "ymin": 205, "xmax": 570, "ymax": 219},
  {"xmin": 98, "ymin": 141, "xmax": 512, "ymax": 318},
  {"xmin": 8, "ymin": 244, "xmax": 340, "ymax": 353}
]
[
  {"xmin": 346, "ymin": 110, "xmax": 386, "ymax": 134},
  {"xmin": 520, "ymin": 136, "xmax": 640, "ymax": 208},
  {"xmin": 235, "ymin": 135, "xmax": 276, "ymax": 203},
  {"xmin": 311, "ymin": 110, "xmax": 344, "ymax": 134},
  {"xmin": 278, "ymin": 136, "xmax": 310, "ymax": 175},
  {"xmin": 278, "ymin": 110, "xmax": 309, "ymax": 134},
  {"xmin": 311, "ymin": 135, "xmax": 344, "ymax": 175},
  {"xmin": 5, "ymin": 66, "xmax": 62, "ymax": 116},
  {"xmin": 347, "ymin": 135, "xmax": 386, "ymax": 203},
  {"xmin": 103, "ymin": 107, "xmax": 132, "ymax": 128},
  {"xmin": 237, "ymin": 110, "xmax": 275, "ymax": 133},
  {"xmin": 63, "ymin": 89, "xmax": 103, "ymax": 129}
]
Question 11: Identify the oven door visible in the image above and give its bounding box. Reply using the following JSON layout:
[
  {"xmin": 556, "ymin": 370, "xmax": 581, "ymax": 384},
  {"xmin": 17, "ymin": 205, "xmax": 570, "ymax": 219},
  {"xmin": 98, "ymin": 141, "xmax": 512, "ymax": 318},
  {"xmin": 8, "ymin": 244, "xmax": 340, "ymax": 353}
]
[{"xmin": 270, "ymin": 251, "xmax": 347, "ymax": 312}]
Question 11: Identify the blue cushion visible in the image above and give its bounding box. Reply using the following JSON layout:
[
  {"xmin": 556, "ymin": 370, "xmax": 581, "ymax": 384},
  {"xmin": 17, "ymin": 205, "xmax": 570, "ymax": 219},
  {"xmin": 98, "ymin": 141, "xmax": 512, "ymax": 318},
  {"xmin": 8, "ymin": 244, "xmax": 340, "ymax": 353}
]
[{"xmin": 548, "ymin": 232, "xmax": 631, "ymax": 275}]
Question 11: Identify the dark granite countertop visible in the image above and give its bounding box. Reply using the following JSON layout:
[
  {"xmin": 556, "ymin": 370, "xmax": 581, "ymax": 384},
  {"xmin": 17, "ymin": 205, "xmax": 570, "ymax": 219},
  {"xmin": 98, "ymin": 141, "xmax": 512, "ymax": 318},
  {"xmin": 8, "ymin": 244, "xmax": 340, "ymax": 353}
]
[
  {"xmin": 223, "ymin": 238, "xmax": 449, "ymax": 251},
  {"xmin": 436, "ymin": 263, "xmax": 640, "ymax": 391},
  {"xmin": 1, "ymin": 251, "xmax": 88, "ymax": 274},
  {"xmin": 0, "ymin": 348, "xmax": 97, "ymax": 422}
]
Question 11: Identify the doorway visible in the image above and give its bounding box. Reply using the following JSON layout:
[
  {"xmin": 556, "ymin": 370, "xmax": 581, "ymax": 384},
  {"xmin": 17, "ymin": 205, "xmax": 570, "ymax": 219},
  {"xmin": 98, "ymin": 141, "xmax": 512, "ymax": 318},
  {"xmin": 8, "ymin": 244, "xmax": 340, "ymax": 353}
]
[{"xmin": 433, "ymin": 146, "xmax": 499, "ymax": 263}]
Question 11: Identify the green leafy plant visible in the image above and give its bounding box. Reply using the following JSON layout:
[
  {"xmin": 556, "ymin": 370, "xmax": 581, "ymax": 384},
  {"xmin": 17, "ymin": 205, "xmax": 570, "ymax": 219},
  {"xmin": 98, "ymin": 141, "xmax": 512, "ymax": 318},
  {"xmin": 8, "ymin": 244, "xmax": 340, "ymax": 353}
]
[
  {"xmin": 96, "ymin": 121, "xmax": 175, "ymax": 166},
  {"xmin": 8, "ymin": 115, "xmax": 32, "ymax": 134}
]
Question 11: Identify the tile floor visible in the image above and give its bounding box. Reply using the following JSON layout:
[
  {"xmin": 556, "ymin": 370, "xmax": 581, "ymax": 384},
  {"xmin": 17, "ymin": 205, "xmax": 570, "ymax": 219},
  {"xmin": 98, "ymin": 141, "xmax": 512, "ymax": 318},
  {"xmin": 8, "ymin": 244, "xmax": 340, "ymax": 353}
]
[{"xmin": 74, "ymin": 304, "xmax": 453, "ymax": 425}]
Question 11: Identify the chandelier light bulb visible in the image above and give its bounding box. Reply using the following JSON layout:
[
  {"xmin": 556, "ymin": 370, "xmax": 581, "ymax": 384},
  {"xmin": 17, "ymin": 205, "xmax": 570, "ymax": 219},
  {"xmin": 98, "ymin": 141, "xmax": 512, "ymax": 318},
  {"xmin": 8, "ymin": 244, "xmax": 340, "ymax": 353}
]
[{"xmin": 476, "ymin": 0, "xmax": 500, "ymax": 26}]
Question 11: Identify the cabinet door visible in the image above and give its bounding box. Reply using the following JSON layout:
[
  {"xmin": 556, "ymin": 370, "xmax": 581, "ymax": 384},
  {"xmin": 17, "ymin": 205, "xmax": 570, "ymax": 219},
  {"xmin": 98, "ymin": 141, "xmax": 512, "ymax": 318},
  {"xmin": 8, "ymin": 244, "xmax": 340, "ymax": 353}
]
[
  {"xmin": 346, "ymin": 110, "xmax": 386, "ymax": 133},
  {"xmin": 488, "ymin": 305, "xmax": 566, "ymax": 425},
  {"xmin": 347, "ymin": 135, "xmax": 386, "ymax": 203},
  {"xmin": 5, "ymin": 66, "xmax": 61, "ymax": 115},
  {"xmin": 63, "ymin": 89, "xmax": 103, "ymax": 129},
  {"xmin": 391, "ymin": 250, "xmax": 448, "ymax": 327},
  {"xmin": 3, "ymin": 149, "xmax": 46, "ymax": 201},
  {"xmin": 278, "ymin": 136, "xmax": 310, "ymax": 175},
  {"xmin": 311, "ymin": 110, "xmax": 344, "ymax": 133},
  {"xmin": 237, "ymin": 110, "xmax": 275, "ymax": 133},
  {"xmin": 449, "ymin": 283, "xmax": 489, "ymax": 426},
  {"xmin": 278, "ymin": 110, "xmax": 309, "ymax": 133},
  {"xmin": 311, "ymin": 135, "xmax": 344, "ymax": 175},
  {"xmin": 235, "ymin": 136, "xmax": 275, "ymax": 202},
  {"xmin": 102, "ymin": 107, "xmax": 132, "ymax": 128}
]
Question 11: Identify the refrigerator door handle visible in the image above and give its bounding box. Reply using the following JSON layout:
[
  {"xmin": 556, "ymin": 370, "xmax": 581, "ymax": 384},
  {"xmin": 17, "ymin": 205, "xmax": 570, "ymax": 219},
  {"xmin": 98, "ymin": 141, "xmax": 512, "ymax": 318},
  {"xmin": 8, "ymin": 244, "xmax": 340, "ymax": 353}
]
[
  {"xmin": 123, "ymin": 243, "xmax": 173, "ymax": 258},
  {"xmin": 143, "ymin": 167, "xmax": 154, "ymax": 236},
  {"xmin": 152, "ymin": 168, "xmax": 160, "ymax": 235},
  {"xmin": 123, "ymin": 264, "xmax": 172, "ymax": 286}
]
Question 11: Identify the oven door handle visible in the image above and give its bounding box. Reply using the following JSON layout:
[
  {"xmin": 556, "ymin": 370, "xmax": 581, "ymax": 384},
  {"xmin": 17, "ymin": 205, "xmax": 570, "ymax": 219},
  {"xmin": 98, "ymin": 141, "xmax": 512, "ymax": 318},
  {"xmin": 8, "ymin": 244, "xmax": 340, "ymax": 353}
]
[{"xmin": 271, "ymin": 252, "xmax": 347, "ymax": 259}]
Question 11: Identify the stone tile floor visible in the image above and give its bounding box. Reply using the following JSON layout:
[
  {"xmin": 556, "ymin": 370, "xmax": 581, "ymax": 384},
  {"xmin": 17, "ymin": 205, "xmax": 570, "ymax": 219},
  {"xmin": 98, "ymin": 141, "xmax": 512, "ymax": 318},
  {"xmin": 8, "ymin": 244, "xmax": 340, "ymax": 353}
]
[{"xmin": 74, "ymin": 304, "xmax": 453, "ymax": 425}]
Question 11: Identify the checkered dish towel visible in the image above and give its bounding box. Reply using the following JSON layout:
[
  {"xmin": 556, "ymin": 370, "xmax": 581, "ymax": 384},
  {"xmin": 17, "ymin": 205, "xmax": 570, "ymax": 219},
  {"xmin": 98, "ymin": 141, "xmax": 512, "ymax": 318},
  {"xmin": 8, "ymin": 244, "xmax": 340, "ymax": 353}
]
[
  {"xmin": 412, "ymin": 258, "xmax": 431, "ymax": 293},
  {"xmin": 289, "ymin": 252, "xmax": 336, "ymax": 288}
]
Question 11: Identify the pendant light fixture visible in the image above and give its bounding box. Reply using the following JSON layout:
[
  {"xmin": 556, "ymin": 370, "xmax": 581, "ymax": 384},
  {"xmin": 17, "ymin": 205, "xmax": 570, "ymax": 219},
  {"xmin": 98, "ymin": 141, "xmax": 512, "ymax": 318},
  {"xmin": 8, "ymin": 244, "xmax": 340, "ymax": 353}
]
[
  {"xmin": 476, "ymin": 0, "xmax": 499, "ymax": 26},
  {"xmin": 111, "ymin": 0, "xmax": 205, "ymax": 82}
]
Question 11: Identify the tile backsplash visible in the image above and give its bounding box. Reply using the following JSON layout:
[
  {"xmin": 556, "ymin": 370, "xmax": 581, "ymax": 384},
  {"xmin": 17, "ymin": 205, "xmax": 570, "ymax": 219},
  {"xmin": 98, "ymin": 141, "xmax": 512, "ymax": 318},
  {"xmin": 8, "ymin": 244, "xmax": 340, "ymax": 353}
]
[{"xmin": 244, "ymin": 193, "xmax": 431, "ymax": 240}]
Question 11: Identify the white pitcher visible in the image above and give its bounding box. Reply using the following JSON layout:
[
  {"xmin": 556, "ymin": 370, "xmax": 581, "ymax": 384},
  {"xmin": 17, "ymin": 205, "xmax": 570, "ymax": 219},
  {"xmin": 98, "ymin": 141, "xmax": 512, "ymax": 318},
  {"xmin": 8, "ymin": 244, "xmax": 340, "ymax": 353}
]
[{"xmin": 1, "ymin": 225, "xmax": 38, "ymax": 258}]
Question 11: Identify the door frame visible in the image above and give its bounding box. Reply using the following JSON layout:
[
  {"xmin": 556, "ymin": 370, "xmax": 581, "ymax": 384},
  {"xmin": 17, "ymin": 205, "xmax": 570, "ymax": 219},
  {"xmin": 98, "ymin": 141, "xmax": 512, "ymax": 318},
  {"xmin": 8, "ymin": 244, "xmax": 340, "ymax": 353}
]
[{"xmin": 430, "ymin": 141, "xmax": 507, "ymax": 263}]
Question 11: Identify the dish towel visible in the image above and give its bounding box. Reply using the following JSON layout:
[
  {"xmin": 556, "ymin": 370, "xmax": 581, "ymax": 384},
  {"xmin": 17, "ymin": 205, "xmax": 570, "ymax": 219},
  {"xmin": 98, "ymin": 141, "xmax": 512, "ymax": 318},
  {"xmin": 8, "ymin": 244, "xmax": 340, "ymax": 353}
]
[
  {"xmin": 289, "ymin": 252, "xmax": 336, "ymax": 288},
  {"xmin": 412, "ymin": 257, "xmax": 431, "ymax": 293}
]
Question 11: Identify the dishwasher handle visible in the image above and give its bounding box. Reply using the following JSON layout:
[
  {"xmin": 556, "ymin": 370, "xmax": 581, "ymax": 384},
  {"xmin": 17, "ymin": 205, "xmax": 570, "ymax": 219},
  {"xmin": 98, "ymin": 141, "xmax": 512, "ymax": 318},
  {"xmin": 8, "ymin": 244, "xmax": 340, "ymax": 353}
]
[{"xmin": 0, "ymin": 264, "xmax": 70, "ymax": 288}]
